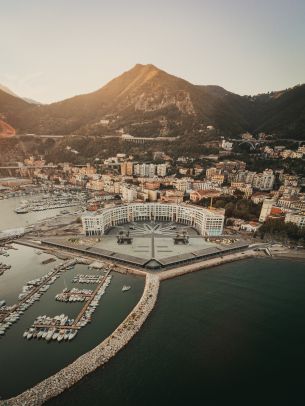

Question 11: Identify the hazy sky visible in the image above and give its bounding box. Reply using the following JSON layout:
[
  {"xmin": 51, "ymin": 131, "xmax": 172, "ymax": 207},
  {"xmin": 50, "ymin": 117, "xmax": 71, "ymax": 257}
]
[{"xmin": 1, "ymin": 0, "xmax": 305, "ymax": 103}]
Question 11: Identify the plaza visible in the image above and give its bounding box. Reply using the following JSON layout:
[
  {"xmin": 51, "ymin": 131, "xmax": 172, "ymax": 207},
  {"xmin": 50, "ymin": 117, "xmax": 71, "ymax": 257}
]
[{"xmin": 42, "ymin": 220, "xmax": 249, "ymax": 270}]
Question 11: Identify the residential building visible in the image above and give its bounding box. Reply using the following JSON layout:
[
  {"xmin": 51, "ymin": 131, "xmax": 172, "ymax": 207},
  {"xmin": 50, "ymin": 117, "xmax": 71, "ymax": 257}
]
[
  {"xmin": 285, "ymin": 211, "xmax": 305, "ymax": 229},
  {"xmin": 253, "ymin": 169, "xmax": 275, "ymax": 191},
  {"xmin": 189, "ymin": 189, "xmax": 221, "ymax": 203}
]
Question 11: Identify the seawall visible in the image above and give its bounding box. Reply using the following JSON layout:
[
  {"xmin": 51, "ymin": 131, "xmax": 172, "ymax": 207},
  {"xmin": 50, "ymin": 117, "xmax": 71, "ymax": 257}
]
[{"xmin": 158, "ymin": 250, "xmax": 257, "ymax": 281}]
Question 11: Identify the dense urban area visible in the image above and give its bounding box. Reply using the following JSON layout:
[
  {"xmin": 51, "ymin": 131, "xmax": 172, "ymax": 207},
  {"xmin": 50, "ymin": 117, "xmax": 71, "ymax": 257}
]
[{"xmin": 1, "ymin": 129, "xmax": 305, "ymax": 246}]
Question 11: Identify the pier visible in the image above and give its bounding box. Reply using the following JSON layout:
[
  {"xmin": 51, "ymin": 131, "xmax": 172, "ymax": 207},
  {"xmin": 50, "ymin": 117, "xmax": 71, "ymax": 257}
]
[
  {"xmin": 33, "ymin": 268, "xmax": 112, "ymax": 331},
  {"xmin": 0, "ymin": 266, "xmax": 62, "ymax": 323},
  {"xmin": 74, "ymin": 268, "xmax": 111, "ymax": 325}
]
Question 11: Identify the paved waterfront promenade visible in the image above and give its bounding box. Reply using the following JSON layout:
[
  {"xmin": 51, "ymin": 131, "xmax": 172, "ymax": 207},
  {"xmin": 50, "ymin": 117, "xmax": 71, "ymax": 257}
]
[{"xmin": 1, "ymin": 273, "xmax": 160, "ymax": 406}]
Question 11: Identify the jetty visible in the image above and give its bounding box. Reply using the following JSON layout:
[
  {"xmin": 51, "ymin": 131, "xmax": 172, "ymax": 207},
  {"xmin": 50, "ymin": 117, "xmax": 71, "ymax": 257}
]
[{"xmin": 75, "ymin": 269, "xmax": 111, "ymax": 324}]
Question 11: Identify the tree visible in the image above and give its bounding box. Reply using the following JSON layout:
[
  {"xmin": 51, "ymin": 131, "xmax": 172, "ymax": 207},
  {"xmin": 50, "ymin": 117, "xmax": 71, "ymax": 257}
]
[{"xmin": 259, "ymin": 219, "xmax": 305, "ymax": 243}]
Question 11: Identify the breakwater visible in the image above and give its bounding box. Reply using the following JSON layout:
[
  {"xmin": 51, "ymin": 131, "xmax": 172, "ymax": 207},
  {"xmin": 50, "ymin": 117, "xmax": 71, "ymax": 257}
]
[{"xmin": 1, "ymin": 273, "xmax": 159, "ymax": 406}]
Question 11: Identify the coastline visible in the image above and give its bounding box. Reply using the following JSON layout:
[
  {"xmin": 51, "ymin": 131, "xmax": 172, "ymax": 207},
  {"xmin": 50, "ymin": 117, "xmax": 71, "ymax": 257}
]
[
  {"xmin": 268, "ymin": 247, "xmax": 305, "ymax": 261},
  {"xmin": 158, "ymin": 250, "xmax": 258, "ymax": 281}
]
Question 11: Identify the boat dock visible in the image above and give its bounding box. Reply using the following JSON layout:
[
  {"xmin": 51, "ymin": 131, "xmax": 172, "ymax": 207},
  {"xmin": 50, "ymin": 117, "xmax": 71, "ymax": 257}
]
[
  {"xmin": 24, "ymin": 268, "xmax": 112, "ymax": 341},
  {"xmin": 0, "ymin": 259, "xmax": 85, "ymax": 335},
  {"xmin": 75, "ymin": 268, "xmax": 111, "ymax": 325},
  {"xmin": 27, "ymin": 268, "xmax": 112, "ymax": 333},
  {"xmin": 0, "ymin": 267, "xmax": 61, "ymax": 323}
]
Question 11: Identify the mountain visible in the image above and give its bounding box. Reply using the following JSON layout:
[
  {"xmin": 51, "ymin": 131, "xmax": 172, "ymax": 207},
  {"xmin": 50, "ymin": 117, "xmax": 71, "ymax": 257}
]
[
  {"xmin": 251, "ymin": 85, "xmax": 305, "ymax": 137},
  {"xmin": 0, "ymin": 64, "xmax": 304, "ymax": 138},
  {"xmin": 0, "ymin": 88, "xmax": 33, "ymax": 131},
  {"xmin": 8, "ymin": 64, "xmax": 254, "ymax": 135}
]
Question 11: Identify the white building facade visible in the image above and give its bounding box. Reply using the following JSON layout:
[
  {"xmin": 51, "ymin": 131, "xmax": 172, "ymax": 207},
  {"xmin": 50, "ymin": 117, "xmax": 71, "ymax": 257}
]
[
  {"xmin": 82, "ymin": 203, "xmax": 224, "ymax": 237},
  {"xmin": 285, "ymin": 211, "xmax": 305, "ymax": 229},
  {"xmin": 259, "ymin": 198, "xmax": 275, "ymax": 222},
  {"xmin": 253, "ymin": 169, "xmax": 275, "ymax": 191}
]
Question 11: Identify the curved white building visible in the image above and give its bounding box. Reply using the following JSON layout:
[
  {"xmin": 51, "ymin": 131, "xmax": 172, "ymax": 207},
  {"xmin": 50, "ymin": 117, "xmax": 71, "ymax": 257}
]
[{"xmin": 82, "ymin": 203, "xmax": 224, "ymax": 237}]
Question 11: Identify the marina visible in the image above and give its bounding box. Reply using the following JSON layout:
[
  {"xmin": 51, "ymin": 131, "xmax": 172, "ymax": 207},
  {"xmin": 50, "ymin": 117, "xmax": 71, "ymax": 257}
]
[
  {"xmin": 0, "ymin": 259, "xmax": 78, "ymax": 336},
  {"xmin": 55, "ymin": 288, "xmax": 93, "ymax": 302},
  {"xmin": 0, "ymin": 244, "xmax": 144, "ymax": 399},
  {"xmin": 0, "ymin": 194, "xmax": 82, "ymax": 230},
  {"xmin": 0, "ymin": 254, "xmax": 114, "ymax": 340},
  {"xmin": 14, "ymin": 191, "xmax": 87, "ymax": 214},
  {"xmin": 25, "ymin": 271, "xmax": 113, "ymax": 342}
]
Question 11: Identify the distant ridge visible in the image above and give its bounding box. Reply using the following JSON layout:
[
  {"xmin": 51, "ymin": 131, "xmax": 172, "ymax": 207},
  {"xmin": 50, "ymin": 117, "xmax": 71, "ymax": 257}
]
[
  {"xmin": 0, "ymin": 84, "xmax": 40, "ymax": 105},
  {"xmin": 0, "ymin": 84, "xmax": 19, "ymax": 98}
]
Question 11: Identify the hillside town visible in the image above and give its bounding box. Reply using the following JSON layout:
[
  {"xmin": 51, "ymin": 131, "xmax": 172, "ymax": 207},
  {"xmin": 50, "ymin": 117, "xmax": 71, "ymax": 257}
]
[{"xmin": 1, "ymin": 131, "xmax": 305, "ymax": 246}]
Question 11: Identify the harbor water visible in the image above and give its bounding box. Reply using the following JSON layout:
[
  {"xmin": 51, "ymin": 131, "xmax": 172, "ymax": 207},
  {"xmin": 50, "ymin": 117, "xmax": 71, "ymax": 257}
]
[
  {"xmin": 48, "ymin": 258, "xmax": 305, "ymax": 406},
  {"xmin": 0, "ymin": 196, "xmax": 79, "ymax": 230}
]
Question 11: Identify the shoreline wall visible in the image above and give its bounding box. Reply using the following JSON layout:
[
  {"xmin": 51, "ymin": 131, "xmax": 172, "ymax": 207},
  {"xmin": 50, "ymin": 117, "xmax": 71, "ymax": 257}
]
[
  {"xmin": 158, "ymin": 250, "xmax": 257, "ymax": 281},
  {"xmin": 2, "ymin": 273, "xmax": 159, "ymax": 406}
]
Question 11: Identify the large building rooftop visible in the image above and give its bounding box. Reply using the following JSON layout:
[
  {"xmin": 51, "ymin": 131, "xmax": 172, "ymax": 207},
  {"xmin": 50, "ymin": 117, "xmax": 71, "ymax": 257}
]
[{"xmin": 41, "ymin": 221, "xmax": 248, "ymax": 270}]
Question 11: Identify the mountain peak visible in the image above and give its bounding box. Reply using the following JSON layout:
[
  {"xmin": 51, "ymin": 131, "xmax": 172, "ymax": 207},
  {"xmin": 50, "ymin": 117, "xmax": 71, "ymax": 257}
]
[
  {"xmin": 97, "ymin": 63, "xmax": 164, "ymax": 100},
  {"xmin": 133, "ymin": 63, "xmax": 159, "ymax": 70},
  {"xmin": 129, "ymin": 63, "xmax": 164, "ymax": 78}
]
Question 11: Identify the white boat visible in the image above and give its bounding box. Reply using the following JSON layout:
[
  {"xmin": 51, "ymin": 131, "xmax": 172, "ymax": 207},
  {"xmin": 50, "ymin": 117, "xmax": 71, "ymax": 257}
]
[
  {"xmin": 27, "ymin": 331, "xmax": 33, "ymax": 340},
  {"xmin": 37, "ymin": 330, "xmax": 43, "ymax": 339},
  {"xmin": 46, "ymin": 329, "xmax": 55, "ymax": 341},
  {"xmin": 52, "ymin": 331, "xmax": 59, "ymax": 340},
  {"xmin": 68, "ymin": 330, "xmax": 77, "ymax": 341},
  {"xmin": 122, "ymin": 285, "xmax": 131, "ymax": 292},
  {"xmin": 15, "ymin": 207, "xmax": 29, "ymax": 214}
]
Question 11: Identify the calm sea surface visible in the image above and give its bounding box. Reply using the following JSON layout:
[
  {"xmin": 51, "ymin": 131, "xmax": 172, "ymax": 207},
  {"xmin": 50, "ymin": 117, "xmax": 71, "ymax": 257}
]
[{"xmin": 49, "ymin": 258, "xmax": 305, "ymax": 406}]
